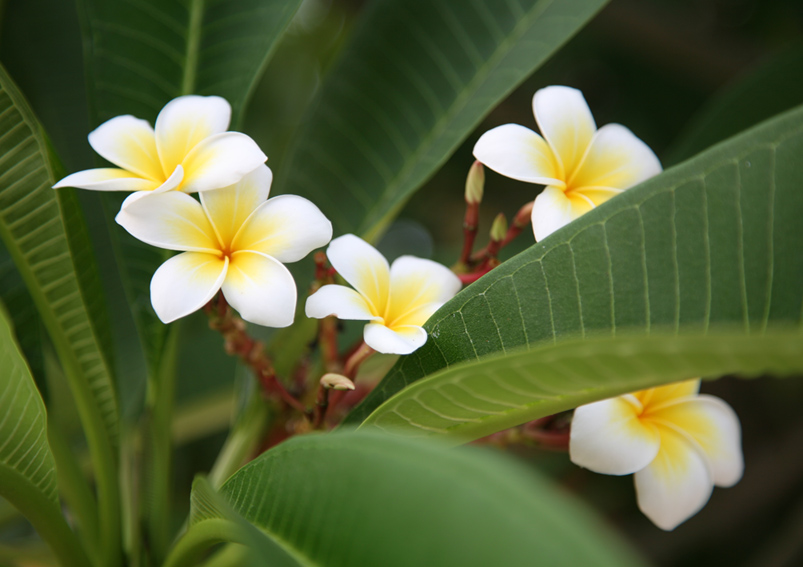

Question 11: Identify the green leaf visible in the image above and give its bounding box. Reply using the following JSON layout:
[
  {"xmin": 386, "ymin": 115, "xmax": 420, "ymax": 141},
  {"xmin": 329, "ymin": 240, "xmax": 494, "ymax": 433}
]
[
  {"xmin": 346, "ymin": 103, "xmax": 803, "ymax": 427},
  {"xmin": 0, "ymin": 62, "xmax": 121, "ymax": 564},
  {"xmin": 170, "ymin": 431, "xmax": 644, "ymax": 567},
  {"xmin": 279, "ymin": 0, "xmax": 608, "ymax": 241},
  {"xmin": 79, "ymin": 0, "xmax": 304, "ymax": 126},
  {"xmin": 666, "ymin": 42, "xmax": 803, "ymax": 166},
  {"xmin": 360, "ymin": 330, "xmax": 803, "ymax": 440},
  {"xmin": 0, "ymin": 305, "xmax": 90, "ymax": 567}
]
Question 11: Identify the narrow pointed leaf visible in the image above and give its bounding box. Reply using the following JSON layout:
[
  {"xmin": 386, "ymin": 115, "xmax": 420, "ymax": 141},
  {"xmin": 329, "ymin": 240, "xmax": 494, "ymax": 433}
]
[
  {"xmin": 175, "ymin": 431, "xmax": 645, "ymax": 567},
  {"xmin": 346, "ymin": 103, "xmax": 803, "ymax": 427},
  {"xmin": 279, "ymin": 0, "xmax": 608, "ymax": 241}
]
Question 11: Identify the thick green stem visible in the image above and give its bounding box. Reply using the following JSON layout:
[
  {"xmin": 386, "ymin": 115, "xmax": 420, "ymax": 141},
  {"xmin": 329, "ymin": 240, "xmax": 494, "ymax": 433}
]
[
  {"xmin": 47, "ymin": 421, "xmax": 100, "ymax": 559},
  {"xmin": 208, "ymin": 391, "xmax": 269, "ymax": 489},
  {"xmin": 0, "ymin": 466, "xmax": 91, "ymax": 567},
  {"xmin": 144, "ymin": 326, "xmax": 181, "ymax": 564},
  {"xmin": 163, "ymin": 519, "xmax": 245, "ymax": 567}
]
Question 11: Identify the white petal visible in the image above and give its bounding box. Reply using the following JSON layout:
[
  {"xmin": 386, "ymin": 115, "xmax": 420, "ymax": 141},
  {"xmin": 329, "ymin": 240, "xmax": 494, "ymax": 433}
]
[
  {"xmin": 180, "ymin": 132, "xmax": 267, "ymax": 194},
  {"xmin": 222, "ymin": 251, "xmax": 296, "ymax": 328},
  {"xmin": 472, "ymin": 124, "xmax": 563, "ymax": 185},
  {"xmin": 363, "ymin": 323, "xmax": 427, "ymax": 355},
  {"xmin": 532, "ymin": 86, "xmax": 596, "ymax": 179},
  {"xmin": 385, "ymin": 256, "xmax": 461, "ymax": 327},
  {"xmin": 634, "ymin": 427, "xmax": 714, "ymax": 530},
  {"xmin": 155, "ymin": 95, "xmax": 232, "ymax": 177},
  {"xmin": 53, "ymin": 168, "xmax": 159, "ymax": 192},
  {"xmin": 115, "ymin": 190, "xmax": 220, "ymax": 253},
  {"xmin": 650, "ymin": 396, "xmax": 743, "ymax": 488},
  {"xmin": 151, "ymin": 252, "xmax": 228, "ymax": 324},
  {"xmin": 88, "ymin": 115, "xmax": 163, "ymax": 181},
  {"xmin": 200, "ymin": 165, "xmax": 273, "ymax": 248},
  {"xmin": 305, "ymin": 284, "xmax": 379, "ymax": 321},
  {"xmin": 326, "ymin": 235, "xmax": 390, "ymax": 317},
  {"xmin": 531, "ymin": 186, "xmax": 588, "ymax": 241},
  {"xmin": 570, "ymin": 124, "xmax": 662, "ymax": 190},
  {"xmin": 232, "ymin": 194, "xmax": 332, "ymax": 263},
  {"xmin": 570, "ymin": 397, "xmax": 660, "ymax": 476},
  {"xmin": 118, "ymin": 165, "xmax": 185, "ymax": 209}
]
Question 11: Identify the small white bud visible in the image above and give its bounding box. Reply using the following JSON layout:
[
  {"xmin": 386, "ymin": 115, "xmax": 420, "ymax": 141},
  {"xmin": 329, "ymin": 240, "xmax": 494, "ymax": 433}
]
[{"xmin": 320, "ymin": 373, "xmax": 355, "ymax": 391}]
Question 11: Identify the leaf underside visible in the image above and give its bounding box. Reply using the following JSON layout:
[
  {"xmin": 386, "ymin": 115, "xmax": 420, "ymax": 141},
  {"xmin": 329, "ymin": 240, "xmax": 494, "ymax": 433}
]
[{"xmin": 347, "ymin": 103, "xmax": 803, "ymax": 428}]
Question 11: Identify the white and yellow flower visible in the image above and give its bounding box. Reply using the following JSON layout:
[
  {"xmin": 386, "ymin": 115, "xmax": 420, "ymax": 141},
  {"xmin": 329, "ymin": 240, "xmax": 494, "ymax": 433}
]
[
  {"xmin": 570, "ymin": 379, "xmax": 743, "ymax": 530},
  {"xmin": 305, "ymin": 235, "xmax": 461, "ymax": 355},
  {"xmin": 473, "ymin": 86, "xmax": 662, "ymax": 241},
  {"xmin": 54, "ymin": 95, "xmax": 266, "ymax": 201},
  {"xmin": 115, "ymin": 165, "xmax": 332, "ymax": 327}
]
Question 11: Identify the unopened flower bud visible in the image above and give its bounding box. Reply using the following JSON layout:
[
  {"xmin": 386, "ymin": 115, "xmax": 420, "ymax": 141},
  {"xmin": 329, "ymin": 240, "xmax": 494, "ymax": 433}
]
[
  {"xmin": 320, "ymin": 373, "xmax": 355, "ymax": 391},
  {"xmin": 490, "ymin": 213, "xmax": 507, "ymax": 242},
  {"xmin": 464, "ymin": 161, "xmax": 484, "ymax": 205}
]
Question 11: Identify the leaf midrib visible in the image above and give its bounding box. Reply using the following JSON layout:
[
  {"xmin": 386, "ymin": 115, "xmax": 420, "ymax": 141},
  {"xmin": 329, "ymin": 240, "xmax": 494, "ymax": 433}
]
[
  {"xmin": 181, "ymin": 0, "xmax": 205, "ymax": 95},
  {"xmin": 359, "ymin": 0, "xmax": 557, "ymax": 240}
]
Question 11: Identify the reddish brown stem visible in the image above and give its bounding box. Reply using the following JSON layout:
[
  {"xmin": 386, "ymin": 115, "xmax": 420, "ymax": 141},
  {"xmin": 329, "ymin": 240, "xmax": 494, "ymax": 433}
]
[
  {"xmin": 344, "ymin": 341, "xmax": 374, "ymax": 379},
  {"xmin": 458, "ymin": 202, "xmax": 480, "ymax": 266},
  {"xmin": 311, "ymin": 383, "xmax": 331, "ymax": 430},
  {"xmin": 205, "ymin": 295, "xmax": 308, "ymax": 416},
  {"xmin": 471, "ymin": 201, "xmax": 534, "ymax": 261}
]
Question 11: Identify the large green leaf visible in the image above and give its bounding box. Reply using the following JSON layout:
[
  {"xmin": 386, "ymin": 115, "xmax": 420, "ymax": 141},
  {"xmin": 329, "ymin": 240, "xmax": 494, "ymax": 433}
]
[
  {"xmin": 0, "ymin": 62, "xmax": 121, "ymax": 564},
  {"xmin": 0, "ymin": 306, "xmax": 90, "ymax": 567},
  {"xmin": 169, "ymin": 431, "xmax": 644, "ymax": 567},
  {"xmin": 346, "ymin": 103, "xmax": 803, "ymax": 426},
  {"xmin": 359, "ymin": 331, "xmax": 803, "ymax": 440},
  {"xmin": 79, "ymin": 0, "xmax": 304, "ymax": 125},
  {"xmin": 279, "ymin": 0, "xmax": 608, "ymax": 241}
]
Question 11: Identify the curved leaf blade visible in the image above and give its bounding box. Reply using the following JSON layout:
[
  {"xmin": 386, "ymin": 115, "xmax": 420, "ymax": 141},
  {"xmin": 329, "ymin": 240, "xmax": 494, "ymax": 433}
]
[
  {"xmin": 359, "ymin": 330, "xmax": 803, "ymax": 440},
  {"xmin": 202, "ymin": 431, "xmax": 645, "ymax": 567},
  {"xmin": 0, "ymin": 63, "xmax": 119, "ymax": 446},
  {"xmin": 279, "ymin": 0, "xmax": 609, "ymax": 240},
  {"xmin": 0, "ymin": 305, "xmax": 90, "ymax": 567},
  {"xmin": 346, "ymin": 103, "xmax": 803, "ymax": 426}
]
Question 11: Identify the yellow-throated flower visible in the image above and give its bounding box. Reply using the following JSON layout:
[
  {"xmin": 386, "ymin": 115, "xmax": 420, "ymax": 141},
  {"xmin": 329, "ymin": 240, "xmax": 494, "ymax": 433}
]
[
  {"xmin": 569, "ymin": 379, "xmax": 743, "ymax": 530},
  {"xmin": 115, "ymin": 165, "xmax": 332, "ymax": 326},
  {"xmin": 305, "ymin": 235, "xmax": 461, "ymax": 355},
  {"xmin": 473, "ymin": 86, "xmax": 661, "ymax": 241},
  {"xmin": 54, "ymin": 95, "xmax": 266, "ymax": 201}
]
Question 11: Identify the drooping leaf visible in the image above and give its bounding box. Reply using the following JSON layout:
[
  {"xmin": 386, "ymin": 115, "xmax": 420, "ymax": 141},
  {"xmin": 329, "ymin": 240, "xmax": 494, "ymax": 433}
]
[
  {"xmin": 666, "ymin": 42, "xmax": 803, "ymax": 166},
  {"xmin": 346, "ymin": 103, "xmax": 803, "ymax": 427},
  {"xmin": 279, "ymin": 0, "xmax": 609, "ymax": 241},
  {"xmin": 0, "ymin": 304, "xmax": 90, "ymax": 567},
  {"xmin": 0, "ymin": 62, "xmax": 119, "ymax": 448},
  {"xmin": 359, "ymin": 331, "xmax": 803, "ymax": 440},
  {"xmin": 171, "ymin": 431, "xmax": 645, "ymax": 567}
]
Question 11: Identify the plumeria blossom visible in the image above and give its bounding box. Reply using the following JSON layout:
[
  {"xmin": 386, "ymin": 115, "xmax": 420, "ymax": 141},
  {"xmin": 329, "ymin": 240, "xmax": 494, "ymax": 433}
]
[
  {"xmin": 570, "ymin": 379, "xmax": 743, "ymax": 530},
  {"xmin": 305, "ymin": 235, "xmax": 462, "ymax": 355},
  {"xmin": 53, "ymin": 95, "xmax": 266, "ymax": 204},
  {"xmin": 473, "ymin": 86, "xmax": 662, "ymax": 241},
  {"xmin": 115, "ymin": 165, "xmax": 332, "ymax": 326}
]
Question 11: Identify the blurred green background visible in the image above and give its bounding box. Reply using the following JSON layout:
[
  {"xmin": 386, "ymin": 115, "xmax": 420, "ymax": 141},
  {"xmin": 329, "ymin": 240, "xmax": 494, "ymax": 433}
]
[{"xmin": 1, "ymin": 0, "xmax": 803, "ymax": 565}]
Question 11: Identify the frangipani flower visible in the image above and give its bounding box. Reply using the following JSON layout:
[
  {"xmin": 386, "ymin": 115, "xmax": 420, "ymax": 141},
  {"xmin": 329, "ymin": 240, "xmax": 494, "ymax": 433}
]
[
  {"xmin": 305, "ymin": 235, "xmax": 461, "ymax": 355},
  {"xmin": 473, "ymin": 86, "xmax": 662, "ymax": 241},
  {"xmin": 54, "ymin": 95, "xmax": 266, "ymax": 202},
  {"xmin": 115, "ymin": 165, "xmax": 332, "ymax": 327},
  {"xmin": 570, "ymin": 379, "xmax": 743, "ymax": 530}
]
